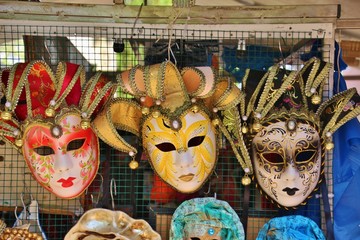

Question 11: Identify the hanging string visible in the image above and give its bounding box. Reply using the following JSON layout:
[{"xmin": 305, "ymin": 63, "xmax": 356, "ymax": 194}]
[
  {"xmin": 166, "ymin": 10, "xmax": 183, "ymax": 65},
  {"xmin": 130, "ymin": 3, "xmax": 143, "ymax": 40},
  {"xmin": 336, "ymin": 29, "xmax": 342, "ymax": 93},
  {"xmin": 110, "ymin": 178, "xmax": 117, "ymax": 210}
]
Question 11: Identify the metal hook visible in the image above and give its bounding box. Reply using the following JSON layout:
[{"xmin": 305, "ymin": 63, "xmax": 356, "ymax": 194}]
[
  {"xmin": 20, "ymin": 192, "xmax": 27, "ymax": 219},
  {"xmin": 213, "ymin": 171, "xmax": 219, "ymax": 199},
  {"xmin": 110, "ymin": 178, "xmax": 117, "ymax": 210},
  {"xmin": 14, "ymin": 193, "xmax": 27, "ymax": 226},
  {"xmin": 204, "ymin": 171, "xmax": 219, "ymax": 196},
  {"xmin": 90, "ymin": 173, "xmax": 104, "ymax": 207},
  {"xmin": 278, "ymin": 40, "xmax": 285, "ymax": 69},
  {"xmin": 14, "ymin": 206, "xmax": 20, "ymax": 223},
  {"xmin": 43, "ymin": 39, "xmax": 52, "ymax": 60},
  {"xmin": 23, "ymin": 172, "xmax": 31, "ymax": 198},
  {"xmin": 204, "ymin": 182, "xmax": 212, "ymax": 195},
  {"xmin": 130, "ymin": 3, "xmax": 143, "ymax": 39},
  {"xmin": 168, "ymin": 46, "xmax": 177, "ymax": 66}
]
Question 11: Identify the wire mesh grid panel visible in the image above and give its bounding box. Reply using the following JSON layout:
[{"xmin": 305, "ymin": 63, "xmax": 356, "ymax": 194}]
[{"xmin": 0, "ymin": 23, "xmax": 333, "ymax": 239}]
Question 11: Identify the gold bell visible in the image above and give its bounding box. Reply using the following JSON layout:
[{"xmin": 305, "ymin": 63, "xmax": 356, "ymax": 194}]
[
  {"xmin": 45, "ymin": 107, "xmax": 56, "ymax": 117},
  {"xmin": 15, "ymin": 138, "xmax": 23, "ymax": 147},
  {"xmin": 241, "ymin": 125, "xmax": 249, "ymax": 134},
  {"xmin": 141, "ymin": 107, "xmax": 150, "ymax": 115},
  {"xmin": 152, "ymin": 110, "xmax": 160, "ymax": 118},
  {"xmin": 212, "ymin": 118, "xmax": 220, "ymax": 126},
  {"xmin": 311, "ymin": 94, "xmax": 321, "ymax": 105},
  {"xmin": 325, "ymin": 141, "xmax": 334, "ymax": 150},
  {"xmin": 252, "ymin": 122, "xmax": 262, "ymax": 132},
  {"xmin": 192, "ymin": 105, "xmax": 199, "ymax": 113},
  {"xmin": 1, "ymin": 111, "xmax": 12, "ymax": 120},
  {"xmin": 81, "ymin": 119, "xmax": 91, "ymax": 129},
  {"xmin": 129, "ymin": 160, "xmax": 139, "ymax": 169},
  {"xmin": 241, "ymin": 175, "xmax": 251, "ymax": 186}
]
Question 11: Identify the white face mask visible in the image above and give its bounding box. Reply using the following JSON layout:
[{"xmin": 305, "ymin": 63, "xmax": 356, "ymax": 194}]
[
  {"xmin": 23, "ymin": 112, "xmax": 99, "ymax": 199},
  {"xmin": 252, "ymin": 121, "xmax": 321, "ymax": 207},
  {"xmin": 142, "ymin": 108, "xmax": 217, "ymax": 193}
]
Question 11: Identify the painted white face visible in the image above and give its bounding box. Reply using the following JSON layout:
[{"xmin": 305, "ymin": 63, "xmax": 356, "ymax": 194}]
[
  {"xmin": 252, "ymin": 121, "xmax": 321, "ymax": 207},
  {"xmin": 142, "ymin": 109, "xmax": 217, "ymax": 193},
  {"xmin": 22, "ymin": 113, "xmax": 99, "ymax": 199}
]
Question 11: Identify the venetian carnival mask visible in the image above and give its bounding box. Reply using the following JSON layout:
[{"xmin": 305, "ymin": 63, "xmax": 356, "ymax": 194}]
[
  {"xmin": 0, "ymin": 61, "xmax": 113, "ymax": 199},
  {"xmin": 142, "ymin": 108, "xmax": 217, "ymax": 193},
  {"xmin": 65, "ymin": 208, "xmax": 161, "ymax": 240},
  {"xmin": 93, "ymin": 61, "xmax": 244, "ymax": 193},
  {"xmin": 223, "ymin": 57, "xmax": 360, "ymax": 208},
  {"xmin": 252, "ymin": 120, "xmax": 322, "ymax": 207},
  {"xmin": 170, "ymin": 197, "xmax": 245, "ymax": 240}
]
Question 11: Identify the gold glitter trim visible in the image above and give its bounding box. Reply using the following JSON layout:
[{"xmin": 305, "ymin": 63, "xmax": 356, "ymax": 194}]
[
  {"xmin": 258, "ymin": 70, "xmax": 297, "ymax": 119},
  {"xmin": 80, "ymin": 73, "xmax": 115, "ymax": 117},
  {"xmin": 221, "ymin": 108, "xmax": 253, "ymax": 174},
  {"xmin": 54, "ymin": 62, "xmax": 85, "ymax": 110},
  {"xmin": 318, "ymin": 88, "xmax": 360, "ymax": 137},
  {"xmin": 239, "ymin": 69, "xmax": 250, "ymax": 117},
  {"xmin": 92, "ymin": 98, "xmax": 141, "ymax": 154},
  {"xmin": 129, "ymin": 65, "xmax": 146, "ymax": 96},
  {"xmin": 245, "ymin": 69, "xmax": 268, "ymax": 117},
  {"xmin": 213, "ymin": 78, "xmax": 241, "ymax": 110},
  {"xmin": 181, "ymin": 66, "xmax": 217, "ymax": 98}
]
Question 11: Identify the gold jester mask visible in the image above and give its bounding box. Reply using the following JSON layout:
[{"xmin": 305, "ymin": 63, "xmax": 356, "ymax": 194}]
[{"xmin": 93, "ymin": 61, "xmax": 247, "ymax": 193}]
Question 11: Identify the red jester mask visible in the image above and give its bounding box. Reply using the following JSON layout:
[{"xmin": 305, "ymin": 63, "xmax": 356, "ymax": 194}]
[{"xmin": 0, "ymin": 61, "xmax": 113, "ymax": 199}]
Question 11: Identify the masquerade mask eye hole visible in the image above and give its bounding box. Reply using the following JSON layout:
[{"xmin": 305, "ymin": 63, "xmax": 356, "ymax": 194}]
[
  {"xmin": 155, "ymin": 142, "xmax": 176, "ymax": 152},
  {"xmin": 260, "ymin": 152, "xmax": 284, "ymax": 165},
  {"xmin": 66, "ymin": 138, "xmax": 86, "ymax": 152},
  {"xmin": 33, "ymin": 146, "xmax": 55, "ymax": 156},
  {"xmin": 295, "ymin": 150, "xmax": 317, "ymax": 164},
  {"xmin": 190, "ymin": 238, "xmax": 200, "ymax": 240},
  {"xmin": 188, "ymin": 136, "xmax": 205, "ymax": 148}
]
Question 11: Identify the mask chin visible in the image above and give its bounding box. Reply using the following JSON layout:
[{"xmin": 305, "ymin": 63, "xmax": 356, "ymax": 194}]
[
  {"xmin": 252, "ymin": 120, "xmax": 322, "ymax": 208},
  {"xmin": 142, "ymin": 108, "xmax": 217, "ymax": 193}
]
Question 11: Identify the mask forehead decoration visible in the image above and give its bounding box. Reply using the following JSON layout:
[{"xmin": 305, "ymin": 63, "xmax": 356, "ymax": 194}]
[
  {"xmin": 65, "ymin": 208, "xmax": 161, "ymax": 240},
  {"xmin": 93, "ymin": 61, "xmax": 249, "ymax": 193},
  {"xmin": 0, "ymin": 61, "xmax": 114, "ymax": 199},
  {"xmin": 222, "ymin": 57, "xmax": 360, "ymax": 208},
  {"xmin": 170, "ymin": 197, "xmax": 245, "ymax": 240}
]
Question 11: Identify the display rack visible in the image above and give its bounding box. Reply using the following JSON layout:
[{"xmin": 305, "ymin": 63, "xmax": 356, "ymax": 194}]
[{"xmin": 0, "ymin": 21, "xmax": 334, "ymax": 239}]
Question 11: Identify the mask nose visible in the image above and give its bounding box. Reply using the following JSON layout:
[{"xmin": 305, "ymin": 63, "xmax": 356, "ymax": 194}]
[
  {"xmin": 54, "ymin": 151, "xmax": 74, "ymax": 173},
  {"xmin": 177, "ymin": 150, "xmax": 194, "ymax": 168},
  {"xmin": 283, "ymin": 161, "xmax": 298, "ymax": 181}
]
